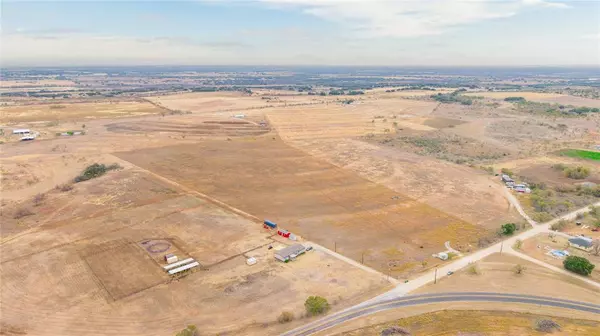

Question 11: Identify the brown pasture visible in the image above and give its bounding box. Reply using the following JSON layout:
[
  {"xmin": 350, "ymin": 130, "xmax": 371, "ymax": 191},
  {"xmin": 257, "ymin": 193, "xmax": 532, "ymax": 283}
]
[
  {"xmin": 115, "ymin": 137, "xmax": 488, "ymax": 277},
  {"xmin": 0, "ymin": 101, "xmax": 165, "ymax": 123}
]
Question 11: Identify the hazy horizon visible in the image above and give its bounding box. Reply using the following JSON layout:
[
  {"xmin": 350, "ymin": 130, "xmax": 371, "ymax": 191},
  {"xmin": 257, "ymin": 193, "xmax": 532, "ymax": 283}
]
[{"xmin": 2, "ymin": 0, "xmax": 599, "ymax": 67}]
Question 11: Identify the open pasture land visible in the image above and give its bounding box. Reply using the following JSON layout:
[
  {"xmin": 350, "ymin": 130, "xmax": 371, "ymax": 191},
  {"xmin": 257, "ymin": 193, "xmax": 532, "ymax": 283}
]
[
  {"xmin": 465, "ymin": 91, "xmax": 600, "ymax": 107},
  {"xmin": 0, "ymin": 100, "xmax": 166, "ymax": 123},
  {"xmin": 116, "ymin": 137, "xmax": 489, "ymax": 278},
  {"xmin": 146, "ymin": 91, "xmax": 325, "ymax": 116},
  {"xmin": 0, "ymin": 167, "xmax": 389, "ymax": 336},
  {"xmin": 266, "ymin": 99, "xmax": 438, "ymax": 141},
  {"xmin": 106, "ymin": 118, "xmax": 269, "ymax": 137},
  {"xmin": 265, "ymin": 101, "xmax": 519, "ymax": 229}
]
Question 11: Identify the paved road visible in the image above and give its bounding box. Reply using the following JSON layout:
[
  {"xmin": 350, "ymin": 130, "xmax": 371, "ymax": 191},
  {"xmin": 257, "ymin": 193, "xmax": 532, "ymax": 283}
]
[{"xmin": 282, "ymin": 292, "xmax": 600, "ymax": 336}]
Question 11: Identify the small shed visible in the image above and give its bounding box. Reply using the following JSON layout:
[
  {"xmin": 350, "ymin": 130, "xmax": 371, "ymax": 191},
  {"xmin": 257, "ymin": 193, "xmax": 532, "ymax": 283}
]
[
  {"xmin": 246, "ymin": 257, "xmax": 257, "ymax": 266},
  {"xmin": 568, "ymin": 236, "xmax": 593, "ymax": 251},
  {"xmin": 274, "ymin": 244, "xmax": 306, "ymax": 262},
  {"xmin": 165, "ymin": 253, "xmax": 178, "ymax": 264},
  {"xmin": 437, "ymin": 252, "xmax": 449, "ymax": 260},
  {"xmin": 501, "ymin": 174, "xmax": 514, "ymax": 183}
]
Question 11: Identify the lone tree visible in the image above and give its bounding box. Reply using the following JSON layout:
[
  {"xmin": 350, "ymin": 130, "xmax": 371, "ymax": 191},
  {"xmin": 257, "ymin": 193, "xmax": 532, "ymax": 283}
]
[
  {"xmin": 563, "ymin": 256, "xmax": 595, "ymax": 276},
  {"xmin": 305, "ymin": 296, "xmax": 330, "ymax": 316},
  {"xmin": 501, "ymin": 223, "xmax": 517, "ymax": 235}
]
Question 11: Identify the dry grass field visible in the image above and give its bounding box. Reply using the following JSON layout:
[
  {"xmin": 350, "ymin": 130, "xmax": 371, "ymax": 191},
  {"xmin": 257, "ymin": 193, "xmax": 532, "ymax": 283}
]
[
  {"xmin": 0, "ymin": 167, "xmax": 390, "ymax": 336},
  {"xmin": 338, "ymin": 310, "xmax": 600, "ymax": 336},
  {"xmin": 465, "ymin": 91, "xmax": 600, "ymax": 107},
  {"xmin": 0, "ymin": 101, "xmax": 166, "ymax": 123},
  {"xmin": 115, "ymin": 136, "xmax": 488, "ymax": 278}
]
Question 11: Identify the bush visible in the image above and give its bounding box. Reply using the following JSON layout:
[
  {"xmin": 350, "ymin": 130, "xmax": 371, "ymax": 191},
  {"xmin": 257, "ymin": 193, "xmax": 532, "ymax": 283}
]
[
  {"xmin": 501, "ymin": 223, "xmax": 517, "ymax": 235},
  {"xmin": 564, "ymin": 166, "xmax": 590, "ymax": 179},
  {"xmin": 532, "ymin": 212, "xmax": 553, "ymax": 222},
  {"xmin": 277, "ymin": 311, "xmax": 294, "ymax": 323},
  {"xmin": 550, "ymin": 219, "xmax": 567, "ymax": 231},
  {"xmin": 500, "ymin": 168, "xmax": 514, "ymax": 176},
  {"xmin": 535, "ymin": 319, "xmax": 561, "ymax": 333},
  {"xmin": 563, "ymin": 256, "xmax": 595, "ymax": 276},
  {"xmin": 504, "ymin": 97, "xmax": 526, "ymax": 102},
  {"xmin": 55, "ymin": 183, "xmax": 74, "ymax": 192},
  {"xmin": 467, "ymin": 264, "xmax": 481, "ymax": 275},
  {"xmin": 14, "ymin": 207, "xmax": 34, "ymax": 219},
  {"xmin": 175, "ymin": 325, "xmax": 198, "ymax": 336},
  {"xmin": 32, "ymin": 193, "xmax": 46, "ymax": 206},
  {"xmin": 514, "ymin": 239, "xmax": 523, "ymax": 250},
  {"xmin": 74, "ymin": 163, "xmax": 121, "ymax": 183},
  {"xmin": 305, "ymin": 296, "xmax": 330, "ymax": 316},
  {"xmin": 514, "ymin": 264, "xmax": 526, "ymax": 275},
  {"xmin": 381, "ymin": 326, "xmax": 411, "ymax": 335}
]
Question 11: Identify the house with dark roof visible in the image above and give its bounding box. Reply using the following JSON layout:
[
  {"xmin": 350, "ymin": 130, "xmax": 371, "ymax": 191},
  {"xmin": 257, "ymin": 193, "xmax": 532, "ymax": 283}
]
[{"xmin": 568, "ymin": 236, "xmax": 593, "ymax": 251}]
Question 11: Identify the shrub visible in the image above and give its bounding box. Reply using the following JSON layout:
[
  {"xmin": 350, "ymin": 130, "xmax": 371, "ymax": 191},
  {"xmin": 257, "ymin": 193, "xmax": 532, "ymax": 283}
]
[
  {"xmin": 532, "ymin": 212, "xmax": 553, "ymax": 222},
  {"xmin": 277, "ymin": 311, "xmax": 294, "ymax": 323},
  {"xmin": 305, "ymin": 296, "xmax": 330, "ymax": 316},
  {"xmin": 514, "ymin": 264, "xmax": 526, "ymax": 275},
  {"xmin": 55, "ymin": 183, "xmax": 74, "ymax": 192},
  {"xmin": 535, "ymin": 319, "xmax": 561, "ymax": 333},
  {"xmin": 381, "ymin": 326, "xmax": 411, "ymax": 335},
  {"xmin": 74, "ymin": 163, "xmax": 122, "ymax": 183},
  {"xmin": 504, "ymin": 97, "xmax": 526, "ymax": 102},
  {"xmin": 467, "ymin": 264, "xmax": 481, "ymax": 275},
  {"xmin": 500, "ymin": 168, "xmax": 514, "ymax": 176},
  {"xmin": 175, "ymin": 325, "xmax": 198, "ymax": 336},
  {"xmin": 32, "ymin": 193, "xmax": 46, "ymax": 206},
  {"xmin": 564, "ymin": 166, "xmax": 591, "ymax": 179},
  {"xmin": 550, "ymin": 219, "xmax": 567, "ymax": 231},
  {"xmin": 500, "ymin": 223, "xmax": 517, "ymax": 235},
  {"xmin": 514, "ymin": 239, "xmax": 523, "ymax": 250},
  {"xmin": 563, "ymin": 256, "xmax": 595, "ymax": 276},
  {"xmin": 14, "ymin": 207, "xmax": 34, "ymax": 219}
]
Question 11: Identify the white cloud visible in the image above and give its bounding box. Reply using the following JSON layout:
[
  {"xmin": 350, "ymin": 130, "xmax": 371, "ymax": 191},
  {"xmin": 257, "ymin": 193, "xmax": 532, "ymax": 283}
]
[
  {"xmin": 0, "ymin": 32, "xmax": 237, "ymax": 66},
  {"xmin": 259, "ymin": 0, "xmax": 570, "ymax": 37},
  {"xmin": 581, "ymin": 33, "xmax": 600, "ymax": 40}
]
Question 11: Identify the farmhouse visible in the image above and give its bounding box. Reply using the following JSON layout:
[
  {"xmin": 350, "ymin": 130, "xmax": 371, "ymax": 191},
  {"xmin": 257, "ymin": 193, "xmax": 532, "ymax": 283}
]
[
  {"xmin": 568, "ymin": 236, "xmax": 593, "ymax": 251},
  {"xmin": 275, "ymin": 244, "xmax": 306, "ymax": 262}
]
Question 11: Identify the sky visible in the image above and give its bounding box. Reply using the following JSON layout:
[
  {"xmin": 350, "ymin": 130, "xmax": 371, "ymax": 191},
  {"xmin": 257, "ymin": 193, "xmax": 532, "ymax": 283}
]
[{"xmin": 1, "ymin": 0, "xmax": 599, "ymax": 67}]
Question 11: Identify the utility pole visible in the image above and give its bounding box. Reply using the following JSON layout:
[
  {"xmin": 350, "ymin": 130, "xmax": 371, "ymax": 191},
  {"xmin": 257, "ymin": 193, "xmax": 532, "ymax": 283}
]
[
  {"xmin": 500, "ymin": 241, "xmax": 504, "ymax": 255},
  {"xmin": 434, "ymin": 266, "xmax": 438, "ymax": 284},
  {"xmin": 334, "ymin": 242, "xmax": 337, "ymax": 253}
]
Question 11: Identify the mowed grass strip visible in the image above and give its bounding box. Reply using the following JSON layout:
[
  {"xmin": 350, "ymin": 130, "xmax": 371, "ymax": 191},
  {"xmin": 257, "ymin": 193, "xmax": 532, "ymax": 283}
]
[{"xmin": 559, "ymin": 149, "xmax": 600, "ymax": 161}]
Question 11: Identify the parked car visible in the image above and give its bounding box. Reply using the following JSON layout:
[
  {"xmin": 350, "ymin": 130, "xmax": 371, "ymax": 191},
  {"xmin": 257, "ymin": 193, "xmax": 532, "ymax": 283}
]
[
  {"xmin": 305, "ymin": 246, "xmax": 313, "ymax": 252},
  {"xmin": 447, "ymin": 271, "xmax": 454, "ymax": 276}
]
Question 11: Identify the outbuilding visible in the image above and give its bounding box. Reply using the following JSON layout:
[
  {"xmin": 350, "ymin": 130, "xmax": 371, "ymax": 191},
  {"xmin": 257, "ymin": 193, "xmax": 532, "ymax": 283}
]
[
  {"xmin": 568, "ymin": 236, "xmax": 593, "ymax": 251},
  {"xmin": 13, "ymin": 129, "xmax": 31, "ymax": 135},
  {"xmin": 274, "ymin": 244, "xmax": 306, "ymax": 262}
]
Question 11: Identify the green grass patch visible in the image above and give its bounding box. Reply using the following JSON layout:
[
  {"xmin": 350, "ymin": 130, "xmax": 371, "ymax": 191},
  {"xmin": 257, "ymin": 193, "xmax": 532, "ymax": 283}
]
[{"xmin": 558, "ymin": 149, "xmax": 600, "ymax": 161}]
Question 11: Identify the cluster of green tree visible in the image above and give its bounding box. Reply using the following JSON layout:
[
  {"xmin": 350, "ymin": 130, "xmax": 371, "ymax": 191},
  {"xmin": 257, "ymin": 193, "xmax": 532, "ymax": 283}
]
[
  {"xmin": 563, "ymin": 255, "xmax": 595, "ymax": 276},
  {"xmin": 500, "ymin": 223, "xmax": 517, "ymax": 235},
  {"xmin": 430, "ymin": 90, "xmax": 473, "ymax": 105},
  {"xmin": 74, "ymin": 163, "xmax": 121, "ymax": 183},
  {"xmin": 341, "ymin": 99, "xmax": 355, "ymax": 104},
  {"xmin": 347, "ymin": 90, "xmax": 365, "ymax": 95},
  {"xmin": 553, "ymin": 163, "xmax": 591, "ymax": 179},
  {"xmin": 328, "ymin": 89, "xmax": 346, "ymax": 95},
  {"xmin": 504, "ymin": 96, "xmax": 526, "ymax": 102},
  {"xmin": 191, "ymin": 87, "xmax": 218, "ymax": 92}
]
